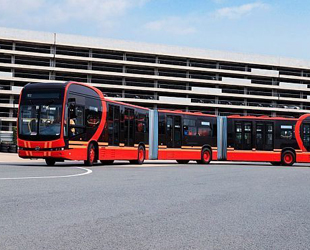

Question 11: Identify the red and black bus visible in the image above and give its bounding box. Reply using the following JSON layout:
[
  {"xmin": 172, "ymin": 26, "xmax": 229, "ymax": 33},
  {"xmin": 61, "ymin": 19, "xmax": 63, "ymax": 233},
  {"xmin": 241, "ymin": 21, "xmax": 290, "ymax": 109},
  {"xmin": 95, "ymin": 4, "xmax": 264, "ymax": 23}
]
[
  {"xmin": 155, "ymin": 110, "xmax": 217, "ymax": 164},
  {"xmin": 17, "ymin": 81, "xmax": 310, "ymax": 166},
  {"xmin": 18, "ymin": 81, "xmax": 149, "ymax": 166},
  {"xmin": 224, "ymin": 115, "xmax": 310, "ymax": 166}
]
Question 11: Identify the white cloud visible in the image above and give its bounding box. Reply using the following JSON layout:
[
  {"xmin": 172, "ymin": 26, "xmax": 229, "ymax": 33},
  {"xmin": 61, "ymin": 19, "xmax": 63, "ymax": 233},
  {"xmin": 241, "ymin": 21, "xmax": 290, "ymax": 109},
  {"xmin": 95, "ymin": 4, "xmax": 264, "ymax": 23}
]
[
  {"xmin": 215, "ymin": 2, "xmax": 269, "ymax": 19},
  {"xmin": 144, "ymin": 16, "xmax": 197, "ymax": 35}
]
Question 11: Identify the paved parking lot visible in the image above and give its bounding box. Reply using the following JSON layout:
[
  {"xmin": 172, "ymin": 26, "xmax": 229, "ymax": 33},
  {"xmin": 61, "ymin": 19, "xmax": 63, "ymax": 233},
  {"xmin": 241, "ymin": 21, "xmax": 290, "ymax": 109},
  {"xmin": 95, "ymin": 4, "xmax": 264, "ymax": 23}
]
[{"xmin": 1, "ymin": 154, "xmax": 310, "ymax": 250}]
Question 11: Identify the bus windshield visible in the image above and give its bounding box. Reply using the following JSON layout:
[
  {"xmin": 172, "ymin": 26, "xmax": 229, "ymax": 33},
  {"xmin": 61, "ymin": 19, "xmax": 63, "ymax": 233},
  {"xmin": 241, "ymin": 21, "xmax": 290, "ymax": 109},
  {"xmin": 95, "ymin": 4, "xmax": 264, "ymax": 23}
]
[{"xmin": 19, "ymin": 90, "xmax": 64, "ymax": 140}]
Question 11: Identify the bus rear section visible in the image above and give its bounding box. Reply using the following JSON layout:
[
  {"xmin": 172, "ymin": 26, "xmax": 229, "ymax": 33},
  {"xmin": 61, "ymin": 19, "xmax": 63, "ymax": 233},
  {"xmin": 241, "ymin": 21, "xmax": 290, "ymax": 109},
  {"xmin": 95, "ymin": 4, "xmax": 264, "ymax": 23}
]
[
  {"xmin": 17, "ymin": 81, "xmax": 149, "ymax": 166},
  {"xmin": 219, "ymin": 115, "xmax": 310, "ymax": 166}
]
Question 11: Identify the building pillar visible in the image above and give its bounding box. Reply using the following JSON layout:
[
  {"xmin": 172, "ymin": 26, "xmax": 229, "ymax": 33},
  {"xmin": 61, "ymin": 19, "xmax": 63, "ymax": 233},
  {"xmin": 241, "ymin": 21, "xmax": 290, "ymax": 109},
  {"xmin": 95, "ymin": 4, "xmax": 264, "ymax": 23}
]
[
  {"xmin": 49, "ymin": 44, "xmax": 56, "ymax": 80},
  {"xmin": 121, "ymin": 78, "xmax": 126, "ymax": 98}
]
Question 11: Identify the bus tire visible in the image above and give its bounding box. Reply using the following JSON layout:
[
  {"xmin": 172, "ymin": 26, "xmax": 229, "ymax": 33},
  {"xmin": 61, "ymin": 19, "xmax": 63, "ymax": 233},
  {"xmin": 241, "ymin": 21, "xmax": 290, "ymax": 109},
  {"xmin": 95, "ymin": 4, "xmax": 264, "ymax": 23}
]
[
  {"xmin": 45, "ymin": 158, "xmax": 56, "ymax": 166},
  {"xmin": 130, "ymin": 145, "xmax": 145, "ymax": 164},
  {"xmin": 281, "ymin": 150, "xmax": 295, "ymax": 166},
  {"xmin": 84, "ymin": 143, "xmax": 96, "ymax": 166},
  {"xmin": 176, "ymin": 160, "xmax": 190, "ymax": 164},
  {"xmin": 100, "ymin": 160, "xmax": 114, "ymax": 165},
  {"xmin": 197, "ymin": 148, "xmax": 212, "ymax": 164}
]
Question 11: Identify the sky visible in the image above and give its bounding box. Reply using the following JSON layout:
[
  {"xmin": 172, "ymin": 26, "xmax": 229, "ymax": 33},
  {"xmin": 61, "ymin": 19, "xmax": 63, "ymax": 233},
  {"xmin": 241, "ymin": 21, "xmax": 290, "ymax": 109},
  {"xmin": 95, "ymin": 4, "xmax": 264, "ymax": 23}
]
[{"xmin": 0, "ymin": 0, "xmax": 309, "ymax": 60}]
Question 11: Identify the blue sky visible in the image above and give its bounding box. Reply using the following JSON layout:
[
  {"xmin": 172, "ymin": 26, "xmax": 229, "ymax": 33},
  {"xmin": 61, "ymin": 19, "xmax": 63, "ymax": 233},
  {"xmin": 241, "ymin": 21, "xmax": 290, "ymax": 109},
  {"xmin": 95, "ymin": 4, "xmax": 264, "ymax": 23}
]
[{"xmin": 0, "ymin": 0, "xmax": 309, "ymax": 60}]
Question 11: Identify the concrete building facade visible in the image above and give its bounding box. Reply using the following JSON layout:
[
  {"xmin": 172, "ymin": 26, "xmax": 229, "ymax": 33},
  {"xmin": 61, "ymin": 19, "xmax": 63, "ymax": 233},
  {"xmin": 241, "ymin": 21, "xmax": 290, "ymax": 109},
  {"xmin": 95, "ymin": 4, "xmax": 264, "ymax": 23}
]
[{"xmin": 1, "ymin": 27, "xmax": 310, "ymax": 138}]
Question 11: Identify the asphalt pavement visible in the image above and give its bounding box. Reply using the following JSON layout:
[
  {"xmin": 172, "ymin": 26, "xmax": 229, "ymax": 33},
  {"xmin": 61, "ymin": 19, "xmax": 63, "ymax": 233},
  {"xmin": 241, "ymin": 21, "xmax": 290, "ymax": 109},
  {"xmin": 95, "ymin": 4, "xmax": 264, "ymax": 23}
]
[{"xmin": 1, "ymin": 156, "xmax": 310, "ymax": 250}]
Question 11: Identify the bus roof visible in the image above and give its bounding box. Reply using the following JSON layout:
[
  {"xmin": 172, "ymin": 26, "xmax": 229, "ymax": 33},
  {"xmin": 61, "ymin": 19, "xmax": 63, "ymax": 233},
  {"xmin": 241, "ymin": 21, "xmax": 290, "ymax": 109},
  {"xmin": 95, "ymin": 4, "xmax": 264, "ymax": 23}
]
[
  {"xmin": 227, "ymin": 115, "xmax": 298, "ymax": 121},
  {"xmin": 105, "ymin": 98, "xmax": 150, "ymax": 111},
  {"xmin": 158, "ymin": 109, "xmax": 216, "ymax": 117}
]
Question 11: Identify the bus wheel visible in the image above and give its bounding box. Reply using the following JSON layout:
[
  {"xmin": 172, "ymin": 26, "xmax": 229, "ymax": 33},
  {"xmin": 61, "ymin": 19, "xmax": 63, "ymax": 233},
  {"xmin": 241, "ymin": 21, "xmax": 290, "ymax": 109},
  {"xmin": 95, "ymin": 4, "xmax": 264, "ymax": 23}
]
[
  {"xmin": 84, "ymin": 143, "xmax": 96, "ymax": 166},
  {"xmin": 130, "ymin": 145, "xmax": 145, "ymax": 164},
  {"xmin": 100, "ymin": 160, "xmax": 114, "ymax": 165},
  {"xmin": 176, "ymin": 160, "xmax": 190, "ymax": 164},
  {"xmin": 197, "ymin": 148, "xmax": 212, "ymax": 164},
  {"xmin": 281, "ymin": 150, "xmax": 295, "ymax": 166},
  {"xmin": 45, "ymin": 159, "xmax": 56, "ymax": 166}
]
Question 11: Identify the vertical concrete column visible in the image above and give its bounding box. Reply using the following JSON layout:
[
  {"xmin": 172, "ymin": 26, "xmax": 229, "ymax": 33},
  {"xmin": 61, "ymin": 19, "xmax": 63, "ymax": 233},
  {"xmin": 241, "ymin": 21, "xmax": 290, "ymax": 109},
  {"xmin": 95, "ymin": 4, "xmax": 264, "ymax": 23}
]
[
  {"xmin": 186, "ymin": 59, "xmax": 190, "ymax": 92},
  {"xmin": 87, "ymin": 51, "xmax": 92, "ymax": 83},
  {"xmin": 11, "ymin": 42, "xmax": 15, "ymax": 79},
  {"xmin": 154, "ymin": 80, "xmax": 158, "ymax": 100},
  {"xmin": 154, "ymin": 67, "xmax": 158, "ymax": 76},
  {"xmin": 49, "ymin": 43, "xmax": 56, "ymax": 80},
  {"xmin": 122, "ymin": 78, "xmax": 126, "ymax": 98},
  {"xmin": 87, "ymin": 49, "xmax": 92, "ymax": 84},
  {"xmin": 215, "ymin": 95, "xmax": 219, "ymax": 104}
]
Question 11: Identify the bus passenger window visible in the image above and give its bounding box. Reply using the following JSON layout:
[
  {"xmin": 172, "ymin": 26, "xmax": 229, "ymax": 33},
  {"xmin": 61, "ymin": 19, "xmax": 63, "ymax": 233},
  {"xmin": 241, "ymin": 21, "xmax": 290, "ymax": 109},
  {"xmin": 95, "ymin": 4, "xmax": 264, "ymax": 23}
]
[
  {"xmin": 86, "ymin": 105, "xmax": 100, "ymax": 128},
  {"xmin": 183, "ymin": 119, "xmax": 196, "ymax": 136},
  {"xmin": 159, "ymin": 120, "xmax": 165, "ymax": 135},
  {"xmin": 266, "ymin": 124, "xmax": 273, "ymax": 146},
  {"xmin": 69, "ymin": 106, "xmax": 84, "ymax": 137},
  {"xmin": 235, "ymin": 123, "xmax": 242, "ymax": 145},
  {"xmin": 280, "ymin": 125, "xmax": 293, "ymax": 139},
  {"xmin": 197, "ymin": 121, "xmax": 211, "ymax": 137},
  {"xmin": 244, "ymin": 123, "xmax": 252, "ymax": 145},
  {"xmin": 136, "ymin": 114, "xmax": 146, "ymax": 133}
]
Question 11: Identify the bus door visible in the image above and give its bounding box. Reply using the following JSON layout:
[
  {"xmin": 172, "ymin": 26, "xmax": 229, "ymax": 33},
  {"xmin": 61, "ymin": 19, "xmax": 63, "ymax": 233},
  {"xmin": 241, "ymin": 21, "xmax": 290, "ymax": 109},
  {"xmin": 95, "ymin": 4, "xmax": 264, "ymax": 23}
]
[
  {"xmin": 265, "ymin": 123, "xmax": 274, "ymax": 150},
  {"xmin": 108, "ymin": 105, "xmax": 120, "ymax": 146},
  {"xmin": 302, "ymin": 123, "xmax": 310, "ymax": 151},
  {"xmin": 124, "ymin": 108, "xmax": 135, "ymax": 147},
  {"xmin": 256, "ymin": 123, "xmax": 273, "ymax": 151},
  {"xmin": 256, "ymin": 123, "xmax": 264, "ymax": 150},
  {"xmin": 166, "ymin": 115, "xmax": 182, "ymax": 148},
  {"xmin": 234, "ymin": 121, "xmax": 252, "ymax": 150}
]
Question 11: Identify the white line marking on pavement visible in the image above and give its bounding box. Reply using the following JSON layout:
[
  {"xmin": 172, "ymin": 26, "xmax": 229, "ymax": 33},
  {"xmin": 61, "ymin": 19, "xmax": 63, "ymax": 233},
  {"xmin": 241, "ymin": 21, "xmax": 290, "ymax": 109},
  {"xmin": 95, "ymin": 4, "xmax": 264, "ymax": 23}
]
[{"xmin": 0, "ymin": 167, "xmax": 92, "ymax": 180}]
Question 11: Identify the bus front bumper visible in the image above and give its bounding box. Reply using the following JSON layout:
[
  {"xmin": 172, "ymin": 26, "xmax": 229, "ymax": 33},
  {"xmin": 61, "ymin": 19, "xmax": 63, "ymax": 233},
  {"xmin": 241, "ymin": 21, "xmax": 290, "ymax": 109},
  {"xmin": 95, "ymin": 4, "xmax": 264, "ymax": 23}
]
[{"xmin": 18, "ymin": 149, "xmax": 74, "ymax": 160}]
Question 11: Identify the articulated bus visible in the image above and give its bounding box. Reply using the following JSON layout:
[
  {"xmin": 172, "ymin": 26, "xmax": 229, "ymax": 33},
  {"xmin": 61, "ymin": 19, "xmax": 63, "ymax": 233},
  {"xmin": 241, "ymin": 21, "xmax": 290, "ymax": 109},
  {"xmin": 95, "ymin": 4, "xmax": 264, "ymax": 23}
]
[{"xmin": 17, "ymin": 81, "xmax": 310, "ymax": 166}]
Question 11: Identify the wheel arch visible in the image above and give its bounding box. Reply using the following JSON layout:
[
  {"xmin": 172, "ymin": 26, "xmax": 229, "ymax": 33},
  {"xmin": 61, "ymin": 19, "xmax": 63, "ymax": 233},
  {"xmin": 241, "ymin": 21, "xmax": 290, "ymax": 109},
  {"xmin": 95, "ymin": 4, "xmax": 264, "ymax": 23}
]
[
  {"xmin": 202, "ymin": 144, "xmax": 212, "ymax": 153},
  {"xmin": 138, "ymin": 142, "xmax": 146, "ymax": 150},
  {"xmin": 281, "ymin": 147, "xmax": 296, "ymax": 156}
]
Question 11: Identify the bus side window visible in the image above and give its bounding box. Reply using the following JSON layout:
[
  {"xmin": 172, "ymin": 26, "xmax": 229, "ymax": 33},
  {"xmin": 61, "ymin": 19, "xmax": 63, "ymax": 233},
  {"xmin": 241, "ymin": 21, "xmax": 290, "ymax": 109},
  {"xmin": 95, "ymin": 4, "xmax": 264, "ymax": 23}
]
[
  {"xmin": 235, "ymin": 122, "xmax": 242, "ymax": 147},
  {"xmin": 266, "ymin": 124, "xmax": 273, "ymax": 147},
  {"xmin": 136, "ymin": 114, "xmax": 147, "ymax": 133},
  {"xmin": 69, "ymin": 105, "xmax": 84, "ymax": 137},
  {"xmin": 280, "ymin": 125, "xmax": 293, "ymax": 140},
  {"xmin": 108, "ymin": 105, "xmax": 120, "ymax": 146},
  {"xmin": 197, "ymin": 121, "xmax": 211, "ymax": 137},
  {"xmin": 183, "ymin": 119, "xmax": 196, "ymax": 136},
  {"xmin": 108, "ymin": 105, "xmax": 114, "ymax": 145},
  {"xmin": 86, "ymin": 100, "xmax": 101, "ymax": 128},
  {"xmin": 114, "ymin": 106, "xmax": 120, "ymax": 145}
]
